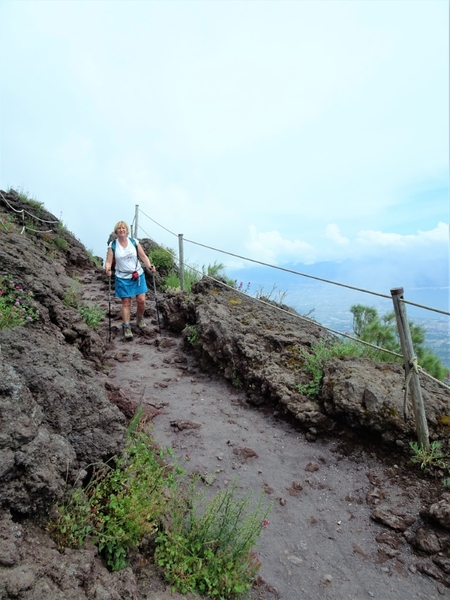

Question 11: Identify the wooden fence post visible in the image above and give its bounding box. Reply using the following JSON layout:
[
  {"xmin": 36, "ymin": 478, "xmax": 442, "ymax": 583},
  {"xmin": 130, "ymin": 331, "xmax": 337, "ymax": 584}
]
[
  {"xmin": 390, "ymin": 287, "xmax": 429, "ymax": 450},
  {"xmin": 178, "ymin": 234, "xmax": 184, "ymax": 291}
]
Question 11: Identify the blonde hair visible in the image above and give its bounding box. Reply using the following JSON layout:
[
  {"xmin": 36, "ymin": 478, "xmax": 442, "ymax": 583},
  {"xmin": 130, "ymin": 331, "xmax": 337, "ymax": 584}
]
[{"xmin": 114, "ymin": 221, "xmax": 129, "ymax": 235}]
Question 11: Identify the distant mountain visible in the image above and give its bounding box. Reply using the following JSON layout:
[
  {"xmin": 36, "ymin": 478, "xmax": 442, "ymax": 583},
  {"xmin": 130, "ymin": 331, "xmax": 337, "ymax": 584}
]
[{"xmin": 230, "ymin": 257, "xmax": 449, "ymax": 297}]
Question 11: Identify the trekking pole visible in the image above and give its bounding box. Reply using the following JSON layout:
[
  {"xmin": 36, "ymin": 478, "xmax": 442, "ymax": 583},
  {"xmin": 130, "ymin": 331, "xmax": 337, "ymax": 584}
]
[
  {"xmin": 108, "ymin": 274, "xmax": 112, "ymax": 343},
  {"xmin": 152, "ymin": 273, "xmax": 161, "ymax": 333}
]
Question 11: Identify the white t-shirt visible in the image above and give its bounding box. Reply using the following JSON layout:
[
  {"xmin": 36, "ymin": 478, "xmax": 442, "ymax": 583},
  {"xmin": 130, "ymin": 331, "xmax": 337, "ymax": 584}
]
[{"xmin": 111, "ymin": 238, "xmax": 143, "ymax": 280}]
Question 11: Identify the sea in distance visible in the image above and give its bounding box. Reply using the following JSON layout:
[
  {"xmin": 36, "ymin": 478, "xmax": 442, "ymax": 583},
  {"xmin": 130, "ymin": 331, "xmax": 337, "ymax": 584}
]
[{"xmin": 227, "ymin": 264, "xmax": 450, "ymax": 370}]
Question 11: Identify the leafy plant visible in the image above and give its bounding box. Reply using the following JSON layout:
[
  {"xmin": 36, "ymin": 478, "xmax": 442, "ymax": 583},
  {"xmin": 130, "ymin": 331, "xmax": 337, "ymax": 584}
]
[
  {"xmin": 78, "ymin": 303, "xmax": 105, "ymax": 329},
  {"xmin": 0, "ymin": 212, "xmax": 15, "ymax": 231},
  {"xmin": 185, "ymin": 324, "xmax": 199, "ymax": 346},
  {"xmin": 295, "ymin": 338, "xmax": 346, "ymax": 396},
  {"xmin": 409, "ymin": 440, "xmax": 448, "ymax": 470},
  {"xmin": 9, "ymin": 186, "xmax": 43, "ymax": 210},
  {"xmin": 164, "ymin": 272, "xmax": 182, "ymax": 291},
  {"xmin": 55, "ymin": 236, "xmax": 68, "ymax": 251},
  {"xmin": 203, "ymin": 261, "xmax": 234, "ymax": 286},
  {"xmin": 48, "ymin": 412, "xmax": 173, "ymax": 571},
  {"xmin": 164, "ymin": 261, "xmax": 236, "ymax": 293},
  {"xmin": 150, "ymin": 246, "xmax": 177, "ymax": 273},
  {"xmin": 155, "ymin": 479, "xmax": 271, "ymax": 598},
  {"xmin": 86, "ymin": 249, "xmax": 102, "ymax": 267},
  {"xmin": 163, "ymin": 264, "xmax": 200, "ymax": 292},
  {"xmin": 163, "ymin": 265, "xmax": 199, "ymax": 292},
  {"xmin": 46, "ymin": 484, "xmax": 94, "ymax": 551},
  {"xmin": 63, "ymin": 281, "xmax": 83, "ymax": 308},
  {"xmin": 0, "ymin": 275, "xmax": 40, "ymax": 329},
  {"xmin": 49, "ymin": 412, "xmax": 271, "ymax": 589},
  {"xmin": 409, "ymin": 440, "xmax": 450, "ymax": 487}
]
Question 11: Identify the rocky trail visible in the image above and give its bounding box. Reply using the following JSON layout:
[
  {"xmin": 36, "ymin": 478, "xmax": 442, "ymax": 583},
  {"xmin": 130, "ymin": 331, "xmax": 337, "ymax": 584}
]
[{"xmin": 80, "ymin": 269, "xmax": 449, "ymax": 600}]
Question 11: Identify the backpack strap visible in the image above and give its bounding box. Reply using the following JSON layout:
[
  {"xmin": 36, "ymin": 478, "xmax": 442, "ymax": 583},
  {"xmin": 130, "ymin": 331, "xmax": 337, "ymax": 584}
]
[{"xmin": 111, "ymin": 237, "xmax": 137, "ymax": 254}]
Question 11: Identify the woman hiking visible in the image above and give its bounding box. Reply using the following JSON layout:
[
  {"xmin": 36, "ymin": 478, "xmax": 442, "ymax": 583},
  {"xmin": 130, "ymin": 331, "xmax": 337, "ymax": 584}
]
[{"xmin": 105, "ymin": 220, "xmax": 156, "ymax": 340}]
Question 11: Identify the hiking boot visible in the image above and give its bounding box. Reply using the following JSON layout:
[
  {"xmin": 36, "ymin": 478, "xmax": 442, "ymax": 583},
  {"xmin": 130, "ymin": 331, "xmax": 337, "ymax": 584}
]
[
  {"xmin": 123, "ymin": 325, "xmax": 133, "ymax": 340},
  {"xmin": 136, "ymin": 316, "xmax": 147, "ymax": 330}
]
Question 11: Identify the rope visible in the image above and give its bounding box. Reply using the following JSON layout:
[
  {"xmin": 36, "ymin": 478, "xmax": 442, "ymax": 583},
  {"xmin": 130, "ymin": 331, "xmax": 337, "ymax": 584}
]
[
  {"xmin": 183, "ymin": 237, "xmax": 391, "ymax": 300},
  {"xmin": 419, "ymin": 367, "xmax": 450, "ymax": 390},
  {"xmin": 136, "ymin": 206, "xmax": 447, "ymax": 317},
  {"xmin": 137, "ymin": 208, "xmax": 178, "ymax": 237},
  {"xmin": 400, "ymin": 299, "xmax": 449, "ymax": 317},
  {"xmin": 132, "ymin": 208, "xmax": 450, "ymax": 392},
  {"xmin": 20, "ymin": 226, "xmax": 53, "ymax": 234},
  {"xmin": 0, "ymin": 190, "xmax": 59, "ymax": 224},
  {"xmin": 180, "ymin": 259, "xmax": 403, "ymax": 359},
  {"xmin": 1, "ymin": 190, "xmax": 59, "ymax": 235},
  {"xmin": 135, "ymin": 223, "xmax": 164, "ymax": 248}
]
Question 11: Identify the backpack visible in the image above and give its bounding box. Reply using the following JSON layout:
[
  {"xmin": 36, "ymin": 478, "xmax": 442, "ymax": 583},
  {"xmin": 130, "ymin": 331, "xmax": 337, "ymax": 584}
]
[{"xmin": 110, "ymin": 236, "xmax": 138, "ymax": 272}]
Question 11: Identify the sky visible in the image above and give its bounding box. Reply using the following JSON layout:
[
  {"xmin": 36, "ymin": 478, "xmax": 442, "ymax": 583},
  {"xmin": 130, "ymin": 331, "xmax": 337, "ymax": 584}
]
[{"xmin": 0, "ymin": 0, "xmax": 448, "ymax": 293}]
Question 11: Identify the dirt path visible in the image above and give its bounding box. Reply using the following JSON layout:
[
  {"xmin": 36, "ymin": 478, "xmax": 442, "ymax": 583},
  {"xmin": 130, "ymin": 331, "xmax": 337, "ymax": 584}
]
[{"xmin": 84, "ymin": 271, "xmax": 446, "ymax": 600}]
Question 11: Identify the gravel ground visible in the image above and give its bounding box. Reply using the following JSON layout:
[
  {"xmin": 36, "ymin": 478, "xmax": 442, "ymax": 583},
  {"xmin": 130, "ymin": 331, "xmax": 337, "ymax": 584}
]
[{"xmin": 100, "ymin": 293, "xmax": 447, "ymax": 600}]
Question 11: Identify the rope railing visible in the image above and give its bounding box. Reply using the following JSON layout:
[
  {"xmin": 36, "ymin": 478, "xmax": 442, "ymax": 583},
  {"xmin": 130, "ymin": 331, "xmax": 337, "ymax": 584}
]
[
  {"xmin": 184, "ymin": 236, "xmax": 392, "ymax": 300},
  {"xmin": 138, "ymin": 207, "xmax": 179, "ymax": 238},
  {"xmin": 0, "ymin": 190, "xmax": 59, "ymax": 234},
  {"xmin": 184, "ymin": 261, "xmax": 404, "ymax": 356},
  {"xmin": 135, "ymin": 206, "xmax": 449, "ymax": 393},
  {"xmin": 183, "ymin": 237, "xmax": 450, "ymax": 317},
  {"xmin": 183, "ymin": 260, "xmax": 450, "ymax": 391},
  {"xmin": 135, "ymin": 208, "xmax": 448, "ymax": 318}
]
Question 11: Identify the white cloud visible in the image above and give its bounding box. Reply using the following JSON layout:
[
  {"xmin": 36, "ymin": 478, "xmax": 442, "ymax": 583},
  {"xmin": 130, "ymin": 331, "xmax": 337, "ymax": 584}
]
[
  {"xmin": 0, "ymin": 0, "xmax": 448, "ymax": 280},
  {"xmin": 325, "ymin": 224, "xmax": 350, "ymax": 246},
  {"xmin": 242, "ymin": 222, "xmax": 448, "ymax": 270},
  {"xmin": 246, "ymin": 225, "xmax": 315, "ymax": 265},
  {"xmin": 355, "ymin": 222, "xmax": 448, "ymax": 251}
]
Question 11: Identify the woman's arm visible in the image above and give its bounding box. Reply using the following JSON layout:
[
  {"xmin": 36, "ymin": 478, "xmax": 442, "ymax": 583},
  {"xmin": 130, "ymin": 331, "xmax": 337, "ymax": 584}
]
[
  {"xmin": 105, "ymin": 248, "xmax": 113, "ymax": 276},
  {"xmin": 137, "ymin": 243, "xmax": 155, "ymax": 271}
]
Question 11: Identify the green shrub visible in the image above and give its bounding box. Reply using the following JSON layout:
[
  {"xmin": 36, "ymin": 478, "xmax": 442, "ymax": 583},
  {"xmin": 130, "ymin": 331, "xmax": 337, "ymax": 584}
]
[
  {"xmin": 78, "ymin": 303, "xmax": 104, "ymax": 329},
  {"xmin": 9, "ymin": 186, "xmax": 43, "ymax": 210},
  {"xmin": 185, "ymin": 324, "xmax": 199, "ymax": 346},
  {"xmin": 163, "ymin": 265, "xmax": 200, "ymax": 292},
  {"xmin": 164, "ymin": 272, "xmax": 182, "ymax": 291},
  {"xmin": 164, "ymin": 262, "xmax": 234, "ymax": 293},
  {"xmin": 155, "ymin": 479, "xmax": 271, "ymax": 598},
  {"xmin": 204, "ymin": 261, "xmax": 236, "ymax": 288},
  {"xmin": 47, "ymin": 412, "xmax": 174, "ymax": 571},
  {"xmin": 54, "ymin": 236, "xmax": 68, "ymax": 251},
  {"xmin": 295, "ymin": 334, "xmax": 393, "ymax": 397},
  {"xmin": 63, "ymin": 281, "xmax": 83, "ymax": 308},
  {"xmin": 409, "ymin": 440, "xmax": 450, "ymax": 486},
  {"xmin": 296, "ymin": 338, "xmax": 347, "ymax": 396},
  {"xmin": 0, "ymin": 212, "xmax": 15, "ymax": 232},
  {"xmin": 409, "ymin": 440, "xmax": 448, "ymax": 470},
  {"xmin": 0, "ymin": 275, "xmax": 40, "ymax": 329},
  {"xmin": 150, "ymin": 246, "xmax": 177, "ymax": 272},
  {"xmin": 296, "ymin": 302, "xmax": 449, "ymax": 397},
  {"xmin": 87, "ymin": 249, "xmax": 102, "ymax": 267},
  {"xmin": 49, "ymin": 411, "xmax": 270, "ymax": 588}
]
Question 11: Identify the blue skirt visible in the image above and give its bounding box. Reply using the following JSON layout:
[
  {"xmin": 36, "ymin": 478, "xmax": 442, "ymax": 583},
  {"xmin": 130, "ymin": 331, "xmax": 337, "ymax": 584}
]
[{"xmin": 115, "ymin": 274, "xmax": 148, "ymax": 298}]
